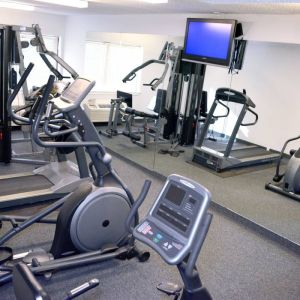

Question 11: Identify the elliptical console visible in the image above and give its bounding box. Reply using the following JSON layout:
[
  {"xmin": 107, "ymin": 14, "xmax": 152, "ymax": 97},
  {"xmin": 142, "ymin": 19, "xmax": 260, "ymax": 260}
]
[
  {"xmin": 51, "ymin": 78, "xmax": 95, "ymax": 112},
  {"xmin": 128, "ymin": 174, "xmax": 213, "ymax": 300},
  {"xmin": 134, "ymin": 174, "xmax": 210, "ymax": 265}
]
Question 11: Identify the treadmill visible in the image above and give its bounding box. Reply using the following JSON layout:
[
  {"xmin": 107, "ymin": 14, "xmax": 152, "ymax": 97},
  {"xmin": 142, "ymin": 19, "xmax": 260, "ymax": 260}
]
[{"xmin": 193, "ymin": 88, "xmax": 280, "ymax": 172}]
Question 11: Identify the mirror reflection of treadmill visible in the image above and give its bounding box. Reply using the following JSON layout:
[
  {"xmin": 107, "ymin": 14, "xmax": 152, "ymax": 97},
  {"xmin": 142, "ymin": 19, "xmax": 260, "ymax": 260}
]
[{"xmin": 193, "ymin": 88, "xmax": 280, "ymax": 172}]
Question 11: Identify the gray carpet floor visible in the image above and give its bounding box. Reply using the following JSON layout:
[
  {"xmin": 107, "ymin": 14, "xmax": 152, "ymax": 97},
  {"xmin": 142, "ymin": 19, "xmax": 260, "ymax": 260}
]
[
  {"xmin": 0, "ymin": 155, "xmax": 299, "ymax": 300},
  {"xmin": 97, "ymin": 127, "xmax": 300, "ymax": 246}
]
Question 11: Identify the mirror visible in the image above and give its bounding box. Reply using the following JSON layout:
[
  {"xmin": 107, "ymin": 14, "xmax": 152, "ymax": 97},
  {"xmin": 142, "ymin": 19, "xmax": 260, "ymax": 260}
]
[
  {"xmin": 83, "ymin": 31, "xmax": 300, "ymax": 247},
  {"xmin": 83, "ymin": 32, "xmax": 183, "ymax": 169}
]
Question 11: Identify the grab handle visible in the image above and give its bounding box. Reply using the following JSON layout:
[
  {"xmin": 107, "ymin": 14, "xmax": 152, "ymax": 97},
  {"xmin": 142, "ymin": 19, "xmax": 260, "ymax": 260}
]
[{"xmin": 125, "ymin": 180, "xmax": 152, "ymax": 233}]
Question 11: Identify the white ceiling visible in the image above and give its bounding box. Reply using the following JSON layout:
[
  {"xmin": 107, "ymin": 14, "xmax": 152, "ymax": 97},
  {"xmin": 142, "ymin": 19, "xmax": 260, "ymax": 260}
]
[{"xmin": 10, "ymin": 0, "xmax": 300, "ymax": 15}]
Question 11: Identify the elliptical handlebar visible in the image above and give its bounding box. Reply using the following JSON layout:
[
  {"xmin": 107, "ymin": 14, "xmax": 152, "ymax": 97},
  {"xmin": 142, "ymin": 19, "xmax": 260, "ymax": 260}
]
[
  {"xmin": 185, "ymin": 213, "xmax": 213, "ymax": 277},
  {"xmin": 39, "ymin": 53, "xmax": 66, "ymax": 81},
  {"xmin": 7, "ymin": 63, "xmax": 69, "ymax": 132},
  {"xmin": 7, "ymin": 62, "xmax": 35, "ymax": 124},
  {"xmin": 31, "ymin": 76, "xmax": 110, "ymax": 166},
  {"xmin": 32, "ymin": 24, "xmax": 79, "ymax": 80},
  {"xmin": 42, "ymin": 101, "xmax": 79, "ymax": 137},
  {"xmin": 125, "ymin": 180, "xmax": 152, "ymax": 233}
]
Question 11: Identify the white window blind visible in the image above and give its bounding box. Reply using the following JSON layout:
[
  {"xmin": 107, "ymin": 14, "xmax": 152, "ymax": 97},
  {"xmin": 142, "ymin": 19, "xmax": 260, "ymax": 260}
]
[
  {"xmin": 20, "ymin": 33, "xmax": 59, "ymax": 90},
  {"xmin": 84, "ymin": 41, "xmax": 143, "ymax": 93}
]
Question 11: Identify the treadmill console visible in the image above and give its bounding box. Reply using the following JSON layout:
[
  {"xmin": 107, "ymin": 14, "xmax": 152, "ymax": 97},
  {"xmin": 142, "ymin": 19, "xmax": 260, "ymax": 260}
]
[
  {"xmin": 53, "ymin": 78, "xmax": 95, "ymax": 112},
  {"xmin": 133, "ymin": 174, "xmax": 211, "ymax": 265}
]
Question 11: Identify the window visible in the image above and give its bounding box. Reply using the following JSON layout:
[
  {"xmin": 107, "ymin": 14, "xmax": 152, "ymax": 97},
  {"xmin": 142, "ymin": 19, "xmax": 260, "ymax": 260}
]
[
  {"xmin": 20, "ymin": 33, "xmax": 59, "ymax": 90},
  {"xmin": 13, "ymin": 33, "xmax": 59, "ymax": 108},
  {"xmin": 84, "ymin": 41, "xmax": 143, "ymax": 93}
]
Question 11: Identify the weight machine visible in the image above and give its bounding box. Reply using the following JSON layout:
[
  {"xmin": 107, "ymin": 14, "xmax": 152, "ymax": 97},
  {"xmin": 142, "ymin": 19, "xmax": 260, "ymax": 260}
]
[{"xmin": 122, "ymin": 42, "xmax": 207, "ymax": 152}]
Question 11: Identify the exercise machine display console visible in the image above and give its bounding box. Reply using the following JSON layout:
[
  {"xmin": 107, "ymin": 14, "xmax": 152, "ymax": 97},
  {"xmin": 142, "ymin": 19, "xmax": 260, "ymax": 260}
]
[
  {"xmin": 134, "ymin": 174, "xmax": 210, "ymax": 265},
  {"xmin": 52, "ymin": 78, "xmax": 95, "ymax": 112},
  {"xmin": 129, "ymin": 174, "xmax": 213, "ymax": 299}
]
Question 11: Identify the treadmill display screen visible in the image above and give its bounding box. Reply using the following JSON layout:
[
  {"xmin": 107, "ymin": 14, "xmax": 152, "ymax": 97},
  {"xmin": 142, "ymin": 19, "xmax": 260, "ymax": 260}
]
[{"xmin": 165, "ymin": 184, "xmax": 186, "ymax": 206}]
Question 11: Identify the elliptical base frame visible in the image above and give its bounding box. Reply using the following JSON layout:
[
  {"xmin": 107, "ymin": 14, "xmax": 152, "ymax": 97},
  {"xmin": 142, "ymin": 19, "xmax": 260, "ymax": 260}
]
[{"xmin": 265, "ymin": 182, "xmax": 300, "ymax": 202}]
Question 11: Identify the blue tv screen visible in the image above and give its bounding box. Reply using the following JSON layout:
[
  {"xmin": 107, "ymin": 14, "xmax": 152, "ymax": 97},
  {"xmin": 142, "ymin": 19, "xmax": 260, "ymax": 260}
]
[{"xmin": 183, "ymin": 18, "xmax": 237, "ymax": 67}]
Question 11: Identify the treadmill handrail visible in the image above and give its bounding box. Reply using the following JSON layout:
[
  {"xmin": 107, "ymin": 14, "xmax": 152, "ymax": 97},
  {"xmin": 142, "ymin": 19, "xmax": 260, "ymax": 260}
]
[
  {"xmin": 216, "ymin": 87, "xmax": 256, "ymax": 108},
  {"xmin": 241, "ymin": 107, "xmax": 258, "ymax": 126},
  {"xmin": 213, "ymin": 100, "xmax": 230, "ymax": 119}
]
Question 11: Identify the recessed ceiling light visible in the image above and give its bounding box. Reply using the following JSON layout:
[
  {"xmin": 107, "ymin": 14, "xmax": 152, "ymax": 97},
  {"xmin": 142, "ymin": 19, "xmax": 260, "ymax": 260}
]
[
  {"xmin": 35, "ymin": 0, "xmax": 88, "ymax": 8},
  {"xmin": 0, "ymin": 1, "xmax": 35, "ymax": 11},
  {"xmin": 142, "ymin": 0, "xmax": 168, "ymax": 4}
]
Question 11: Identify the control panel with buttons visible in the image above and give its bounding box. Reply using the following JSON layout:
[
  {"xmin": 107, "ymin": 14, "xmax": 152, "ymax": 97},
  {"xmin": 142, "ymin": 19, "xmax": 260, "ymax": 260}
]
[{"xmin": 133, "ymin": 174, "xmax": 211, "ymax": 265}]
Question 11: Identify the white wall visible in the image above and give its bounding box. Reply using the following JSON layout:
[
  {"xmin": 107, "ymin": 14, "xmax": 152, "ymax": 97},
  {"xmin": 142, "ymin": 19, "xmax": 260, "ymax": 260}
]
[
  {"xmin": 63, "ymin": 13, "xmax": 300, "ymax": 151},
  {"xmin": 63, "ymin": 13, "xmax": 300, "ymax": 74},
  {"xmin": 0, "ymin": 7, "xmax": 67, "ymax": 81},
  {"xmin": 65, "ymin": 13, "xmax": 300, "ymax": 44},
  {"xmin": 203, "ymin": 41, "xmax": 300, "ymax": 152},
  {"xmin": 0, "ymin": 8, "xmax": 65, "ymax": 37}
]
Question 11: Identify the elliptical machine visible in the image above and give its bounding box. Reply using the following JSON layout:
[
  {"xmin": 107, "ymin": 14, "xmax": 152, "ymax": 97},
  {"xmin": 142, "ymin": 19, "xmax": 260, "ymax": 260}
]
[
  {"xmin": 0, "ymin": 69, "xmax": 149, "ymax": 284},
  {"xmin": 12, "ymin": 174, "xmax": 213, "ymax": 300},
  {"xmin": 265, "ymin": 135, "xmax": 300, "ymax": 201}
]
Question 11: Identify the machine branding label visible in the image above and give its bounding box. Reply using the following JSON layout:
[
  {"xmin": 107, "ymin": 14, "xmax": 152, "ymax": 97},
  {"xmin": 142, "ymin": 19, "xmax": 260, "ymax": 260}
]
[
  {"xmin": 180, "ymin": 179, "xmax": 195, "ymax": 189},
  {"xmin": 172, "ymin": 242, "xmax": 183, "ymax": 250}
]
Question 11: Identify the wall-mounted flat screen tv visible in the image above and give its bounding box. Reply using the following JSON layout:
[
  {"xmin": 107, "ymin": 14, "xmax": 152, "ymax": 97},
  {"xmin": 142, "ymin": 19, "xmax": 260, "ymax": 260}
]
[{"xmin": 182, "ymin": 18, "xmax": 237, "ymax": 67}]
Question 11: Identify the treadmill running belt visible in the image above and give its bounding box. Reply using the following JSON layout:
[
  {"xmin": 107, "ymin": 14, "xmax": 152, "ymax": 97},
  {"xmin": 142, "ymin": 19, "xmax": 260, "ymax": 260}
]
[
  {"xmin": 229, "ymin": 147, "xmax": 275, "ymax": 159},
  {"xmin": 0, "ymin": 175, "xmax": 53, "ymax": 196},
  {"xmin": 203, "ymin": 139, "xmax": 255, "ymax": 152}
]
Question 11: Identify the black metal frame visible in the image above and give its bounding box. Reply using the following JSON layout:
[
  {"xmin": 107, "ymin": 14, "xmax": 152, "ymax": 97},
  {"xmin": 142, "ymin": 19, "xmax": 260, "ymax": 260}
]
[
  {"xmin": 265, "ymin": 182, "xmax": 300, "ymax": 202},
  {"xmin": 0, "ymin": 26, "xmax": 13, "ymax": 163}
]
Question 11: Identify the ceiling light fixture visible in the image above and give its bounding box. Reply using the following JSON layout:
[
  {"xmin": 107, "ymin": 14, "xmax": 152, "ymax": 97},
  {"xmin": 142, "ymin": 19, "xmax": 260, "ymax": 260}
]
[
  {"xmin": 142, "ymin": 0, "xmax": 168, "ymax": 4},
  {"xmin": 0, "ymin": 1, "xmax": 35, "ymax": 11},
  {"xmin": 35, "ymin": 0, "xmax": 88, "ymax": 8}
]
